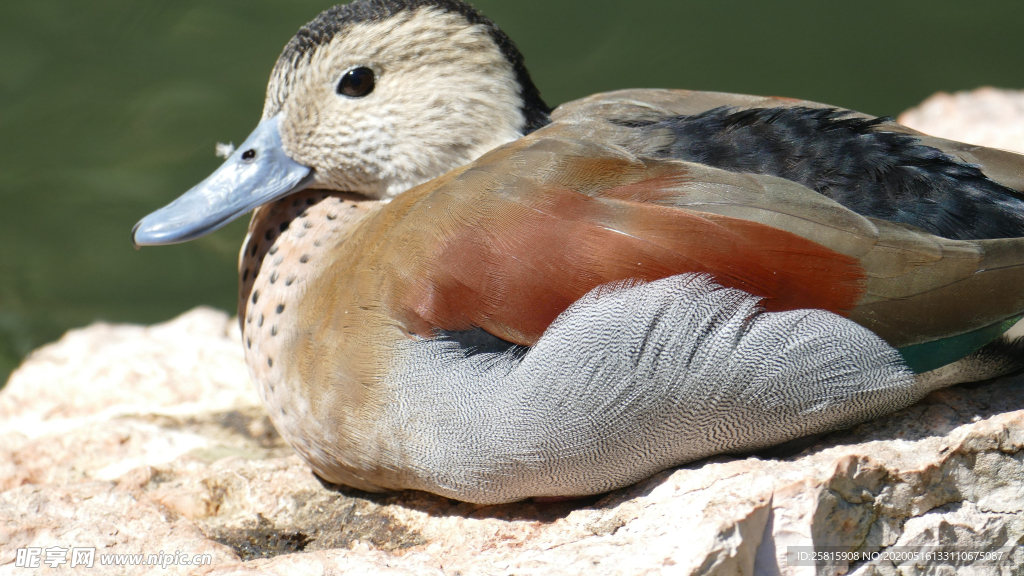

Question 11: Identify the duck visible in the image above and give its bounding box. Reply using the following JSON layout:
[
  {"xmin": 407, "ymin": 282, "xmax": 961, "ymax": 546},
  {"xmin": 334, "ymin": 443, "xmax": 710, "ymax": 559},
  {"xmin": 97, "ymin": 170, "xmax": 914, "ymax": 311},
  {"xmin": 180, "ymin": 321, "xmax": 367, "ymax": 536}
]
[{"xmin": 132, "ymin": 0, "xmax": 1024, "ymax": 504}]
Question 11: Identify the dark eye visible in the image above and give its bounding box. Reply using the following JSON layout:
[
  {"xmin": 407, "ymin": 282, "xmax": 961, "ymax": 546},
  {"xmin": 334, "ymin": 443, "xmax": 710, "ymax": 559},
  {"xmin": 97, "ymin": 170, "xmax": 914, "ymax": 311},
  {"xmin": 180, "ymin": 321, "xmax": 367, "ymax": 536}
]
[{"xmin": 337, "ymin": 67, "xmax": 375, "ymax": 98}]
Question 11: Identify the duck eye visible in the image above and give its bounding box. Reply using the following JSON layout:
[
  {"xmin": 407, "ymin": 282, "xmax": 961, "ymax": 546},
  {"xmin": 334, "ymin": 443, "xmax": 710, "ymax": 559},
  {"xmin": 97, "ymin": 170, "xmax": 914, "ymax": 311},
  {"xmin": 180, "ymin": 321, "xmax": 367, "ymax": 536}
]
[
  {"xmin": 337, "ymin": 67, "xmax": 375, "ymax": 98},
  {"xmin": 241, "ymin": 149, "xmax": 256, "ymax": 161}
]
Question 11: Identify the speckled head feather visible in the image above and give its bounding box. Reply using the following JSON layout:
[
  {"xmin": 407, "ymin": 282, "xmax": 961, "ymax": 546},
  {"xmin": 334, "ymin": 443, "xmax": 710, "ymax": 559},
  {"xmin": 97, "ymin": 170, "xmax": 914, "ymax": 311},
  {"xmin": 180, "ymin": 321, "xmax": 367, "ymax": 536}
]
[
  {"xmin": 272, "ymin": 0, "xmax": 550, "ymax": 133},
  {"xmin": 261, "ymin": 0, "xmax": 552, "ymax": 199}
]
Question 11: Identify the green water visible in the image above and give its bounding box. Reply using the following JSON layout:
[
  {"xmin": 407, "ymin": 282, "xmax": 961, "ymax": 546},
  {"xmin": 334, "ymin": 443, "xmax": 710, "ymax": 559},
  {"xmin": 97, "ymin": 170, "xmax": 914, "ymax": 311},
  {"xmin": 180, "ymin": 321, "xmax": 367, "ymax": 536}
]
[{"xmin": 3, "ymin": 0, "xmax": 1024, "ymax": 383}]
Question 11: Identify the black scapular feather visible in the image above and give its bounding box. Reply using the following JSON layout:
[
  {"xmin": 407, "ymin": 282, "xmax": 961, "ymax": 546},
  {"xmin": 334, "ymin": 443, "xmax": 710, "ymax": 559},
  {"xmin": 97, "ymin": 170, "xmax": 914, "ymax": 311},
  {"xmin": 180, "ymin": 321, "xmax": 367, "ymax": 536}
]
[{"xmin": 631, "ymin": 106, "xmax": 1024, "ymax": 240}]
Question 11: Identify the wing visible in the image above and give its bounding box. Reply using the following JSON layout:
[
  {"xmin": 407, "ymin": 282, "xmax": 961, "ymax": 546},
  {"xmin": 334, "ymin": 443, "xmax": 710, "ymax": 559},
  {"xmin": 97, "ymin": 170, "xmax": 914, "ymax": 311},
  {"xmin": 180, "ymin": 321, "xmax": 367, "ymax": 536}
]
[
  {"xmin": 378, "ymin": 274, "xmax": 919, "ymax": 503},
  {"xmin": 366, "ymin": 138, "xmax": 863, "ymax": 346},
  {"xmin": 550, "ymin": 88, "xmax": 843, "ymax": 119},
  {"xmin": 552, "ymin": 89, "xmax": 1024, "ymax": 241},
  {"xmin": 355, "ymin": 132, "xmax": 1024, "ymax": 368}
]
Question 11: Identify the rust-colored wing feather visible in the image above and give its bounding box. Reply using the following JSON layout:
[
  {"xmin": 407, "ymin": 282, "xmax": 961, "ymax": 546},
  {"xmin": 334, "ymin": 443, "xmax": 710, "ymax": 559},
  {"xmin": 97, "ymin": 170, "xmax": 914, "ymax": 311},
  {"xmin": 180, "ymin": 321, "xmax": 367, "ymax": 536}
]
[
  {"xmin": 361, "ymin": 136, "xmax": 866, "ymax": 346},
  {"xmin": 347, "ymin": 128, "xmax": 1024, "ymax": 354}
]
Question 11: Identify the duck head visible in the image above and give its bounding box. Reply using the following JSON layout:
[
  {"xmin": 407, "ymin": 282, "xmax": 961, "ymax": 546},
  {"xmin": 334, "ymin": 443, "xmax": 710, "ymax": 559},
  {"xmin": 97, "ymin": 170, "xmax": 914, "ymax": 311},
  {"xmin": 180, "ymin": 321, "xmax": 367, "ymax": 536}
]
[{"xmin": 133, "ymin": 0, "xmax": 550, "ymax": 246}]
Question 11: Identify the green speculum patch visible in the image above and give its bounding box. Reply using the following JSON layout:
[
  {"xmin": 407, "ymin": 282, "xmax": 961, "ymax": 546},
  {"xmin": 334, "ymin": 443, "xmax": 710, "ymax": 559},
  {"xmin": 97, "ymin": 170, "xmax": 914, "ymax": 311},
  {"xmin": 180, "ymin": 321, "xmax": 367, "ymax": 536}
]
[{"xmin": 897, "ymin": 315, "xmax": 1023, "ymax": 374}]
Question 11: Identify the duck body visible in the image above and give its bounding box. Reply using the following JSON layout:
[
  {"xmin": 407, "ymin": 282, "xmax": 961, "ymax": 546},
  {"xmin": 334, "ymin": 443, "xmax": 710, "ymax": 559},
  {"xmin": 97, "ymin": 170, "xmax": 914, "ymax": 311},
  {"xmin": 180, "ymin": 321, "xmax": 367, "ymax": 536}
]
[{"xmin": 134, "ymin": 0, "xmax": 1024, "ymax": 503}]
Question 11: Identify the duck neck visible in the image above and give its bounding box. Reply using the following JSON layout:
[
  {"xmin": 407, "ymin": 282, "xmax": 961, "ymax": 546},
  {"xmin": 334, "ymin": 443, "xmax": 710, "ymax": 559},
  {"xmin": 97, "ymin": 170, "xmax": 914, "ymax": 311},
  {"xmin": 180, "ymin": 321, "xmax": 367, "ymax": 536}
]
[{"xmin": 238, "ymin": 190, "xmax": 382, "ymax": 324}]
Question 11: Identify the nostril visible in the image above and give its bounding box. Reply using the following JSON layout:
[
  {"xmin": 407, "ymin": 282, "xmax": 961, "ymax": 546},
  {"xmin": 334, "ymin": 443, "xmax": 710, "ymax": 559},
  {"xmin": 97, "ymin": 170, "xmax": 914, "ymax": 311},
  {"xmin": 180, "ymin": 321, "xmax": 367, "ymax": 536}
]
[{"xmin": 241, "ymin": 149, "xmax": 256, "ymax": 161}]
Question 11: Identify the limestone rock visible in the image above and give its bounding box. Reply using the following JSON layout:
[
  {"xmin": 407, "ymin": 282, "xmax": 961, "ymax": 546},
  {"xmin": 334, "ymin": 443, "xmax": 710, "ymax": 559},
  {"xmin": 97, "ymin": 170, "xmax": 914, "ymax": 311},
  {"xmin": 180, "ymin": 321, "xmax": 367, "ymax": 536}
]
[
  {"xmin": 4, "ymin": 305, "xmax": 1024, "ymax": 576},
  {"xmin": 897, "ymin": 87, "xmax": 1024, "ymax": 154},
  {"xmin": 6, "ymin": 90, "xmax": 1024, "ymax": 575}
]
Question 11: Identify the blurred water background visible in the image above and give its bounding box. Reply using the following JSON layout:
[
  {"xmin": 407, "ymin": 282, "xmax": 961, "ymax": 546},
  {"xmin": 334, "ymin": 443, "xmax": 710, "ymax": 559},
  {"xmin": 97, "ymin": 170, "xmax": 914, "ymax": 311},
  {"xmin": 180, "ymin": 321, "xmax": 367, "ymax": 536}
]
[{"xmin": 2, "ymin": 0, "xmax": 1024, "ymax": 384}]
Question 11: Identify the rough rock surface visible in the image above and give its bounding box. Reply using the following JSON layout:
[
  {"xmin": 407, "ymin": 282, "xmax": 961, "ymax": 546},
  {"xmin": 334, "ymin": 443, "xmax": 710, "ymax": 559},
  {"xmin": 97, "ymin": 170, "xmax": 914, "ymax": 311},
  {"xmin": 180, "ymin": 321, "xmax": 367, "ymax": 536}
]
[
  {"xmin": 4, "ymin": 90, "xmax": 1024, "ymax": 575},
  {"xmin": 898, "ymin": 87, "xmax": 1024, "ymax": 154}
]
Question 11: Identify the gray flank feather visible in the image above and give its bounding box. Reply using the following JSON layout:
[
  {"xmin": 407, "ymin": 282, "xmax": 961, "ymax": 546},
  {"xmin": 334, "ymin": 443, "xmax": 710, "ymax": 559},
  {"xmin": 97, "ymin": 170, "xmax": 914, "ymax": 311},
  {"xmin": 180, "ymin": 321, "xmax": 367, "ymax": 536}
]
[{"xmin": 382, "ymin": 273, "xmax": 922, "ymax": 504}]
